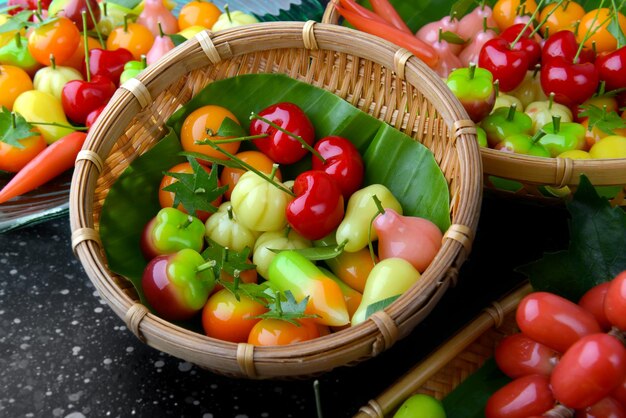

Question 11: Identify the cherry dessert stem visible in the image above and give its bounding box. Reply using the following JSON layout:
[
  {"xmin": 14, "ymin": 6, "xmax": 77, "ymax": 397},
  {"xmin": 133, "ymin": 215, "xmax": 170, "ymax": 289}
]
[
  {"xmin": 82, "ymin": 11, "xmax": 91, "ymax": 83},
  {"xmin": 85, "ymin": 0, "xmax": 105, "ymax": 48},
  {"xmin": 574, "ymin": 0, "xmax": 610, "ymax": 63},
  {"xmin": 510, "ymin": 0, "xmax": 546, "ymax": 48},
  {"xmin": 249, "ymin": 112, "xmax": 326, "ymax": 163},
  {"xmin": 529, "ymin": 0, "xmax": 565, "ymax": 38},
  {"xmin": 204, "ymin": 140, "xmax": 295, "ymax": 196},
  {"xmin": 195, "ymin": 133, "xmax": 268, "ymax": 145}
]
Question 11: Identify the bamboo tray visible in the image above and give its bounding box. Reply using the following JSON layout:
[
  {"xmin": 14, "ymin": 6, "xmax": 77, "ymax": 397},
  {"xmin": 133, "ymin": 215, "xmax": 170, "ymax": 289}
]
[
  {"xmin": 322, "ymin": 0, "xmax": 626, "ymax": 207},
  {"xmin": 355, "ymin": 282, "xmax": 532, "ymax": 417},
  {"xmin": 69, "ymin": 21, "xmax": 482, "ymax": 379}
]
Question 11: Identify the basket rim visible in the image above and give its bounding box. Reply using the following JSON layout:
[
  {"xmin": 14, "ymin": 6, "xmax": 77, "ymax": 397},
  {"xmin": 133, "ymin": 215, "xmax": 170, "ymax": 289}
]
[{"xmin": 69, "ymin": 21, "xmax": 483, "ymax": 378}]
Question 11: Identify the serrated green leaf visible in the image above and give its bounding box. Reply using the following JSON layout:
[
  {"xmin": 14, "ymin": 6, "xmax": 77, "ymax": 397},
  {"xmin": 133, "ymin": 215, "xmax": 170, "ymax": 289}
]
[
  {"xmin": 202, "ymin": 239, "xmax": 256, "ymax": 284},
  {"xmin": 516, "ymin": 174, "xmax": 626, "ymax": 301},
  {"xmin": 278, "ymin": 290, "xmax": 309, "ymax": 314},
  {"xmin": 0, "ymin": 107, "xmax": 38, "ymax": 148},
  {"xmin": 578, "ymin": 104, "xmax": 626, "ymax": 135},
  {"xmin": 578, "ymin": 103, "xmax": 605, "ymax": 124},
  {"xmin": 256, "ymin": 290, "xmax": 318, "ymax": 325},
  {"xmin": 161, "ymin": 157, "xmax": 228, "ymax": 217},
  {"xmin": 220, "ymin": 281, "xmax": 270, "ymax": 305},
  {"xmin": 596, "ymin": 114, "xmax": 626, "ymax": 135},
  {"xmin": 364, "ymin": 295, "xmax": 400, "ymax": 320}
]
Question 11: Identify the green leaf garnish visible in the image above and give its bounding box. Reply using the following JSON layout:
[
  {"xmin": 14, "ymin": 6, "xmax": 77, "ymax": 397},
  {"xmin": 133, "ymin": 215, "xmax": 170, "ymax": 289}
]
[
  {"xmin": 201, "ymin": 238, "xmax": 259, "ymax": 302},
  {"xmin": 202, "ymin": 239, "xmax": 256, "ymax": 282},
  {"xmin": 256, "ymin": 289, "xmax": 318, "ymax": 325},
  {"xmin": 364, "ymin": 295, "xmax": 401, "ymax": 320},
  {"xmin": 516, "ymin": 174, "xmax": 626, "ymax": 301},
  {"xmin": 178, "ymin": 151, "xmax": 243, "ymax": 169},
  {"xmin": 0, "ymin": 12, "xmax": 60, "ymax": 34},
  {"xmin": 168, "ymin": 34, "xmax": 188, "ymax": 47},
  {"xmin": 220, "ymin": 281, "xmax": 271, "ymax": 305},
  {"xmin": 161, "ymin": 156, "xmax": 228, "ymax": 217},
  {"xmin": 203, "ymin": 140, "xmax": 295, "ymax": 197},
  {"xmin": 440, "ymin": 30, "xmax": 466, "ymax": 45},
  {"xmin": 442, "ymin": 358, "xmax": 511, "ymax": 418},
  {"xmin": 0, "ymin": 107, "xmax": 38, "ymax": 148},
  {"xmin": 609, "ymin": 0, "xmax": 626, "ymax": 48},
  {"xmin": 0, "ymin": 11, "xmax": 33, "ymax": 33},
  {"xmin": 216, "ymin": 116, "xmax": 247, "ymax": 138},
  {"xmin": 449, "ymin": 0, "xmax": 476, "ymax": 19},
  {"xmin": 268, "ymin": 240, "xmax": 347, "ymax": 261},
  {"xmin": 578, "ymin": 103, "xmax": 626, "ymax": 135}
]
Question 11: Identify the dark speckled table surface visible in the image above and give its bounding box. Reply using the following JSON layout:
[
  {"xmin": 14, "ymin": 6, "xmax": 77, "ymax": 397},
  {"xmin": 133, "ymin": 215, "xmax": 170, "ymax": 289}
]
[{"xmin": 0, "ymin": 193, "xmax": 570, "ymax": 418}]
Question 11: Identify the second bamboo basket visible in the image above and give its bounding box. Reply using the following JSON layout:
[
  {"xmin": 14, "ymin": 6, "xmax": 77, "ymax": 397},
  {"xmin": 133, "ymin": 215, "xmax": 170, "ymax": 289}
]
[{"xmin": 322, "ymin": 0, "xmax": 626, "ymax": 207}]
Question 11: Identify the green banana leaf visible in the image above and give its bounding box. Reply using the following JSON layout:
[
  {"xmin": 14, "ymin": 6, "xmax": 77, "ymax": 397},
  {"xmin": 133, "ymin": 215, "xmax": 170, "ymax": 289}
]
[
  {"xmin": 442, "ymin": 358, "xmax": 511, "ymax": 418},
  {"xmin": 364, "ymin": 123, "xmax": 451, "ymax": 229},
  {"xmin": 99, "ymin": 73, "xmax": 450, "ymax": 310},
  {"xmin": 99, "ymin": 130, "xmax": 185, "ymax": 302}
]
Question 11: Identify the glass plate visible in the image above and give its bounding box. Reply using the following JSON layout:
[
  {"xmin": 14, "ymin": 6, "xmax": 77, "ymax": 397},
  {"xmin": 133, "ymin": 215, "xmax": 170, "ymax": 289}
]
[
  {"xmin": 0, "ymin": 0, "xmax": 323, "ymax": 234},
  {"xmin": 0, "ymin": 171, "xmax": 72, "ymax": 233}
]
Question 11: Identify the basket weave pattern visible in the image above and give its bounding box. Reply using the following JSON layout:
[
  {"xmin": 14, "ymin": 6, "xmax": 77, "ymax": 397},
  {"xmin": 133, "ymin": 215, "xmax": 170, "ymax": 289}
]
[
  {"xmin": 322, "ymin": 0, "xmax": 626, "ymax": 207},
  {"xmin": 70, "ymin": 22, "xmax": 482, "ymax": 379}
]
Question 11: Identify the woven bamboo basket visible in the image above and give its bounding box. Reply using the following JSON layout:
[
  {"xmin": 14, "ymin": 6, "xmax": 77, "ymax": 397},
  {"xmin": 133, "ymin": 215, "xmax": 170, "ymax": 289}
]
[
  {"xmin": 69, "ymin": 21, "xmax": 482, "ymax": 379},
  {"xmin": 355, "ymin": 282, "xmax": 532, "ymax": 418},
  {"xmin": 323, "ymin": 0, "xmax": 626, "ymax": 207}
]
